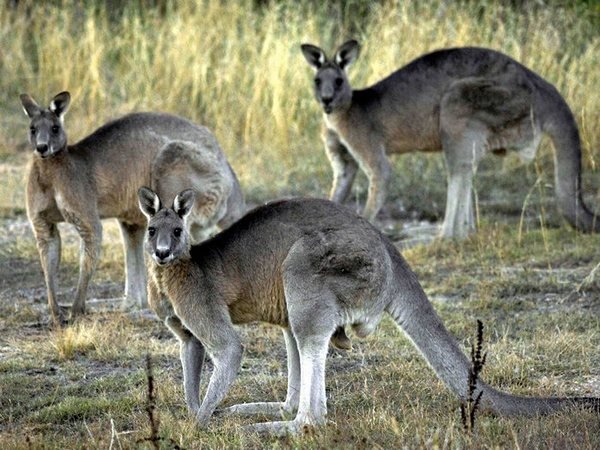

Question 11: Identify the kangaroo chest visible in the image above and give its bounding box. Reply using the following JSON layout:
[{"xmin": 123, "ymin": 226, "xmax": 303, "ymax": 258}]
[
  {"xmin": 228, "ymin": 272, "xmax": 288, "ymax": 327},
  {"xmin": 151, "ymin": 254, "xmax": 290, "ymax": 328},
  {"xmin": 151, "ymin": 264, "xmax": 193, "ymax": 308}
]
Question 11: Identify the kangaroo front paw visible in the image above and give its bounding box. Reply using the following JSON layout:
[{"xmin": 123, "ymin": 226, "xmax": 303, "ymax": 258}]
[
  {"xmin": 165, "ymin": 315, "xmax": 193, "ymax": 341},
  {"xmin": 50, "ymin": 306, "xmax": 69, "ymax": 328},
  {"xmin": 330, "ymin": 326, "xmax": 352, "ymax": 350},
  {"xmin": 195, "ymin": 410, "xmax": 212, "ymax": 427},
  {"xmin": 120, "ymin": 295, "xmax": 139, "ymax": 312},
  {"xmin": 69, "ymin": 302, "xmax": 86, "ymax": 320}
]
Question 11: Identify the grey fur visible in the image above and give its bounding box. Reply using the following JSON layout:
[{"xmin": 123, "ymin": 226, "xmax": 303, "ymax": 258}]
[
  {"xmin": 140, "ymin": 190, "xmax": 599, "ymax": 434},
  {"xmin": 301, "ymin": 41, "xmax": 597, "ymax": 238},
  {"xmin": 20, "ymin": 91, "xmax": 245, "ymax": 325}
]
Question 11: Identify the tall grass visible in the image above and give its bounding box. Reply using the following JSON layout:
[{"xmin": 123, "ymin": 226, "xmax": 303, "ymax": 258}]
[{"xmin": 1, "ymin": 0, "xmax": 599, "ymax": 206}]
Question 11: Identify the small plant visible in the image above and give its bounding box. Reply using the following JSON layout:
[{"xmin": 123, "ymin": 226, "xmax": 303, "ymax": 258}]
[
  {"xmin": 143, "ymin": 353, "xmax": 160, "ymax": 449},
  {"xmin": 460, "ymin": 319, "xmax": 487, "ymax": 434},
  {"xmin": 138, "ymin": 354, "xmax": 184, "ymax": 450}
]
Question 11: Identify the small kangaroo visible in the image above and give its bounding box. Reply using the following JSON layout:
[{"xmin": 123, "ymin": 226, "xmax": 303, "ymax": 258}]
[
  {"xmin": 20, "ymin": 91, "xmax": 245, "ymax": 325},
  {"xmin": 301, "ymin": 40, "xmax": 598, "ymax": 238},
  {"xmin": 139, "ymin": 187, "xmax": 598, "ymax": 434}
]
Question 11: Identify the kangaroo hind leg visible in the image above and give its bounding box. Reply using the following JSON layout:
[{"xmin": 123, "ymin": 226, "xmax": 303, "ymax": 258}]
[
  {"xmin": 439, "ymin": 75, "xmax": 536, "ymax": 238},
  {"xmin": 153, "ymin": 141, "xmax": 229, "ymax": 244},
  {"xmin": 439, "ymin": 128, "xmax": 486, "ymax": 239},
  {"xmin": 119, "ymin": 221, "xmax": 147, "ymax": 310},
  {"xmin": 245, "ymin": 268, "xmax": 337, "ymax": 434}
]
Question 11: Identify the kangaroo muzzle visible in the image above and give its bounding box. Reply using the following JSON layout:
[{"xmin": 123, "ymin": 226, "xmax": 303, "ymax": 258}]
[
  {"xmin": 36, "ymin": 144, "xmax": 50, "ymax": 156},
  {"xmin": 154, "ymin": 238, "xmax": 173, "ymax": 265}
]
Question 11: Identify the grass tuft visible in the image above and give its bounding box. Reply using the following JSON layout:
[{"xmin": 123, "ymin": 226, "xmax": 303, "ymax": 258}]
[{"xmin": 51, "ymin": 321, "xmax": 99, "ymax": 361}]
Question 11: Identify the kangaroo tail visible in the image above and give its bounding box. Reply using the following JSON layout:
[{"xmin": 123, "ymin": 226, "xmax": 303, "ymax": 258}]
[
  {"xmin": 384, "ymin": 246, "xmax": 599, "ymax": 416},
  {"xmin": 542, "ymin": 89, "xmax": 599, "ymax": 232}
]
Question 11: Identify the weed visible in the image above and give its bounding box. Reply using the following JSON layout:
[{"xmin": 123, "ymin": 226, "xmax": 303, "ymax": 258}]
[
  {"xmin": 138, "ymin": 353, "xmax": 183, "ymax": 450},
  {"xmin": 460, "ymin": 319, "xmax": 487, "ymax": 435}
]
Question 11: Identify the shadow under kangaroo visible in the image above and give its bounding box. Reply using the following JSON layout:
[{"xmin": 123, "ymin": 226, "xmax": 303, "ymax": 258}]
[
  {"xmin": 301, "ymin": 40, "xmax": 598, "ymax": 238},
  {"xmin": 20, "ymin": 91, "xmax": 244, "ymax": 325},
  {"xmin": 139, "ymin": 187, "xmax": 599, "ymax": 435}
]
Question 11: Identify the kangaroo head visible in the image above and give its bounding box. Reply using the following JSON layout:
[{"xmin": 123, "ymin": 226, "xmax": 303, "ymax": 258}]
[
  {"xmin": 300, "ymin": 40, "xmax": 359, "ymax": 114},
  {"xmin": 138, "ymin": 187, "xmax": 195, "ymax": 266},
  {"xmin": 20, "ymin": 91, "xmax": 71, "ymax": 159}
]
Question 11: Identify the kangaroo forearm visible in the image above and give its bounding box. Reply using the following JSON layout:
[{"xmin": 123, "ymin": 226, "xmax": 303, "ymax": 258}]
[
  {"xmin": 181, "ymin": 337, "xmax": 205, "ymax": 413},
  {"xmin": 196, "ymin": 345, "xmax": 242, "ymax": 425}
]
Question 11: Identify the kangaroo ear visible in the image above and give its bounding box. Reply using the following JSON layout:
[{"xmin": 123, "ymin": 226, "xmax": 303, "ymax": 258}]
[
  {"xmin": 49, "ymin": 91, "xmax": 71, "ymax": 119},
  {"xmin": 138, "ymin": 186, "xmax": 161, "ymax": 219},
  {"xmin": 301, "ymin": 43, "xmax": 327, "ymax": 69},
  {"xmin": 20, "ymin": 94, "xmax": 42, "ymax": 118},
  {"xmin": 335, "ymin": 40, "xmax": 360, "ymax": 70},
  {"xmin": 173, "ymin": 189, "xmax": 195, "ymax": 219}
]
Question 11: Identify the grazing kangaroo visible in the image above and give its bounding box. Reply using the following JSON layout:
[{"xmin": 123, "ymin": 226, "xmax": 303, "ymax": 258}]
[
  {"xmin": 139, "ymin": 188, "xmax": 599, "ymax": 434},
  {"xmin": 301, "ymin": 40, "xmax": 598, "ymax": 238},
  {"xmin": 20, "ymin": 91, "xmax": 245, "ymax": 325}
]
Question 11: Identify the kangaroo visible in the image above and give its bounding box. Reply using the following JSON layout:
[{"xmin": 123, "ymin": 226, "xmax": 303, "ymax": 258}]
[
  {"xmin": 138, "ymin": 187, "xmax": 599, "ymax": 434},
  {"xmin": 20, "ymin": 91, "xmax": 245, "ymax": 325},
  {"xmin": 301, "ymin": 40, "xmax": 598, "ymax": 238}
]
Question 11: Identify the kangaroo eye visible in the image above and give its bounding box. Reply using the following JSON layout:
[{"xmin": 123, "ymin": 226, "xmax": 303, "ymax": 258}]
[
  {"xmin": 173, "ymin": 228, "xmax": 182, "ymax": 238},
  {"xmin": 30, "ymin": 127, "xmax": 36, "ymax": 135},
  {"xmin": 148, "ymin": 227, "xmax": 156, "ymax": 237},
  {"xmin": 315, "ymin": 78, "xmax": 321, "ymax": 87},
  {"xmin": 335, "ymin": 78, "xmax": 344, "ymax": 87},
  {"xmin": 51, "ymin": 125, "xmax": 60, "ymax": 134}
]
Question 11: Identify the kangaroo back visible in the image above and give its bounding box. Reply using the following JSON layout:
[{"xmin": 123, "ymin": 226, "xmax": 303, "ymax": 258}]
[{"xmin": 152, "ymin": 140, "xmax": 235, "ymax": 241}]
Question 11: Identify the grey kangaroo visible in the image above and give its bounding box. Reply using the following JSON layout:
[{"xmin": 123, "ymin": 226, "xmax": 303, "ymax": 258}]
[
  {"xmin": 20, "ymin": 91, "xmax": 245, "ymax": 325},
  {"xmin": 138, "ymin": 187, "xmax": 598, "ymax": 434},
  {"xmin": 301, "ymin": 40, "xmax": 597, "ymax": 238}
]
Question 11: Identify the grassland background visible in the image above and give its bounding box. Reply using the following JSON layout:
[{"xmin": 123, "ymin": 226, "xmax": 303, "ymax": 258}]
[
  {"xmin": 1, "ymin": 0, "xmax": 599, "ymax": 213},
  {"xmin": 1, "ymin": 1, "xmax": 600, "ymax": 449}
]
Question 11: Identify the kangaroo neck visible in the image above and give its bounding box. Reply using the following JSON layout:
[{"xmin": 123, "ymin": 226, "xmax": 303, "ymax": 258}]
[
  {"xmin": 152, "ymin": 254, "xmax": 194, "ymax": 296},
  {"xmin": 324, "ymin": 106, "xmax": 352, "ymax": 131},
  {"xmin": 156, "ymin": 253, "xmax": 193, "ymax": 276},
  {"xmin": 32, "ymin": 148, "xmax": 70, "ymax": 178},
  {"xmin": 325, "ymin": 101, "xmax": 377, "ymax": 140}
]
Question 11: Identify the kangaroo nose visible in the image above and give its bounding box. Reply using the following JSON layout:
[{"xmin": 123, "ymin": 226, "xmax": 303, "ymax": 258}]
[
  {"xmin": 322, "ymin": 97, "xmax": 333, "ymax": 105},
  {"xmin": 36, "ymin": 144, "xmax": 49, "ymax": 155},
  {"xmin": 155, "ymin": 248, "xmax": 170, "ymax": 260}
]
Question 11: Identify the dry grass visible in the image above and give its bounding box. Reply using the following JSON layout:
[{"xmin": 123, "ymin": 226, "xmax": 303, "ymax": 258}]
[
  {"xmin": 1, "ymin": 208, "xmax": 600, "ymax": 448},
  {"xmin": 1, "ymin": 281, "xmax": 599, "ymax": 448},
  {"xmin": 1, "ymin": 0, "xmax": 599, "ymax": 205}
]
